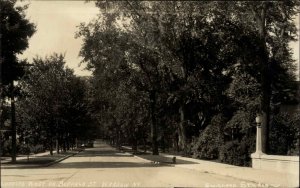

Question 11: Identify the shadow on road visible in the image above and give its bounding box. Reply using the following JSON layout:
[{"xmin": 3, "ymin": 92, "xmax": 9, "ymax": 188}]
[
  {"xmin": 134, "ymin": 154, "xmax": 198, "ymax": 165},
  {"xmin": 3, "ymin": 144, "xmax": 196, "ymax": 169},
  {"xmin": 48, "ymin": 161, "xmax": 164, "ymax": 169},
  {"xmin": 45, "ymin": 144, "xmax": 170, "ymax": 169},
  {"xmin": 74, "ymin": 150, "xmax": 133, "ymax": 158}
]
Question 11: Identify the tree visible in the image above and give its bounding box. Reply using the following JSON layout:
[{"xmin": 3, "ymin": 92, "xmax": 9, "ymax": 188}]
[
  {"xmin": 0, "ymin": 0, "xmax": 36, "ymax": 85},
  {"xmin": 219, "ymin": 1, "xmax": 299, "ymax": 153},
  {"xmin": 17, "ymin": 54, "xmax": 91, "ymax": 155},
  {"xmin": 90, "ymin": 1, "xmax": 253, "ymax": 153},
  {"xmin": 79, "ymin": 1, "xmax": 299, "ymax": 161},
  {"xmin": 0, "ymin": 0, "xmax": 35, "ymax": 162},
  {"xmin": 77, "ymin": 16, "xmax": 156, "ymax": 152}
]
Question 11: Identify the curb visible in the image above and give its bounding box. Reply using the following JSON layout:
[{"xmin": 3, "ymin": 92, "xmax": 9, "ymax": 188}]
[
  {"xmin": 120, "ymin": 146, "xmax": 175, "ymax": 166},
  {"xmin": 1, "ymin": 149, "xmax": 83, "ymax": 169},
  {"xmin": 43, "ymin": 149, "xmax": 83, "ymax": 167},
  {"xmin": 113, "ymin": 146, "xmax": 158, "ymax": 164},
  {"xmin": 120, "ymin": 146, "xmax": 298, "ymax": 187},
  {"xmin": 118, "ymin": 146, "xmax": 153, "ymax": 163},
  {"xmin": 133, "ymin": 154, "xmax": 176, "ymax": 166},
  {"xmin": 132, "ymin": 154, "xmax": 157, "ymax": 164}
]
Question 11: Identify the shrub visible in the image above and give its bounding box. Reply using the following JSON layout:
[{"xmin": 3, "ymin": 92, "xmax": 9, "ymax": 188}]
[
  {"xmin": 1, "ymin": 139, "xmax": 12, "ymax": 156},
  {"xmin": 30, "ymin": 145, "xmax": 45, "ymax": 154},
  {"xmin": 18, "ymin": 144, "xmax": 30, "ymax": 155},
  {"xmin": 219, "ymin": 135, "xmax": 255, "ymax": 166},
  {"xmin": 218, "ymin": 109, "xmax": 256, "ymax": 166},
  {"xmin": 192, "ymin": 114, "xmax": 225, "ymax": 160},
  {"xmin": 269, "ymin": 113, "xmax": 299, "ymax": 155},
  {"xmin": 1, "ymin": 141, "xmax": 44, "ymax": 156}
]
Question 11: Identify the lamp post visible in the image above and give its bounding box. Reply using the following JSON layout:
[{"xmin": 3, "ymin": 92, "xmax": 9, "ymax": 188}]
[
  {"xmin": 251, "ymin": 114, "xmax": 266, "ymax": 169},
  {"xmin": 254, "ymin": 114, "xmax": 264, "ymax": 156}
]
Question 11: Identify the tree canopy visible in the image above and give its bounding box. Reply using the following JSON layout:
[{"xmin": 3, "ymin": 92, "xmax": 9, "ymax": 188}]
[
  {"xmin": 77, "ymin": 1, "xmax": 299, "ymax": 160},
  {"xmin": 0, "ymin": 0, "xmax": 36, "ymax": 86},
  {"xmin": 17, "ymin": 54, "xmax": 93, "ymax": 155}
]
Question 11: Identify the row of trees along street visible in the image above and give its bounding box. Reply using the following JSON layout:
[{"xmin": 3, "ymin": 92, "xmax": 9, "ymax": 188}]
[
  {"xmin": 1, "ymin": 1, "xmax": 300, "ymax": 166},
  {"xmin": 1, "ymin": 0, "xmax": 36, "ymax": 162},
  {"xmin": 0, "ymin": 0, "xmax": 97, "ymax": 161},
  {"xmin": 76, "ymin": 1, "xmax": 300, "ymax": 166}
]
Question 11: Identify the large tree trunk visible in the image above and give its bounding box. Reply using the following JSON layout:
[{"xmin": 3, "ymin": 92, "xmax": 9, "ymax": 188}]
[
  {"xmin": 132, "ymin": 138, "xmax": 138, "ymax": 154},
  {"xmin": 161, "ymin": 133, "xmax": 166, "ymax": 153},
  {"xmin": 132, "ymin": 128, "xmax": 138, "ymax": 153},
  {"xmin": 261, "ymin": 66, "xmax": 271, "ymax": 154},
  {"xmin": 254, "ymin": 3, "xmax": 271, "ymax": 153},
  {"xmin": 66, "ymin": 136, "xmax": 70, "ymax": 151},
  {"xmin": 56, "ymin": 134, "xmax": 60, "ymax": 154},
  {"xmin": 178, "ymin": 105, "xmax": 187, "ymax": 153},
  {"xmin": 149, "ymin": 90, "xmax": 159, "ymax": 155},
  {"xmin": 117, "ymin": 129, "xmax": 121, "ymax": 150},
  {"xmin": 63, "ymin": 136, "xmax": 66, "ymax": 152},
  {"xmin": 50, "ymin": 138, "xmax": 53, "ymax": 155},
  {"xmin": 179, "ymin": 55, "xmax": 188, "ymax": 154},
  {"xmin": 174, "ymin": 132, "xmax": 179, "ymax": 152},
  {"xmin": 143, "ymin": 137, "xmax": 147, "ymax": 153}
]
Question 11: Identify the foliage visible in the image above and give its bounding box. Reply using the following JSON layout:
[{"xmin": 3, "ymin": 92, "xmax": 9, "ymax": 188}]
[
  {"xmin": 17, "ymin": 54, "xmax": 92, "ymax": 154},
  {"xmin": 1, "ymin": 0, "xmax": 298, "ymax": 166},
  {"xmin": 77, "ymin": 1, "xmax": 299, "ymax": 164},
  {"xmin": 192, "ymin": 114, "xmax": 225, "ymax": 160},
  {"xmin": 1, "ymin": 139, "xmax": 12, "ymax": 156},
  {"xmin": 0, "ymin": 0, "xmax": 36, "ymax": 86},
  {"xmin": 269, "ymin": 113, "xmax": 300, "ymax": 155},
  {"xmin": 219, "ymin": 136, "xmax": 255, "ymax": 167},
  {"xmin": 18, "ymin": 144, "xmax": 30, "ymax": 155},
  {"xmin": 76, "ymin": 9, "xmax": 165, "ymax": 154},
  {"xmin": 18, "ymin": 144, "xmax": 44, "ymax": 155},
  {"xmin": 0, "ymin": 0, "xmax": 35, "ymax": 160}
]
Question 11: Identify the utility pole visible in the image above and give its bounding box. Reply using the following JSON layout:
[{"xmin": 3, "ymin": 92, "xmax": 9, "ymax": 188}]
[
  {"xmin": 0, "ymin": 108, "xmax": 2, "ymax": 188},
  {"xmin": 0, "ymin": 35, "xmax": 2, "ymax": 188},
  {"xmin": 11, "ymin": 81, "xmax": 16, "ymax": 163},
  {"xmin": 298, "ymin": 12, "xmax": 300, "ymax": 82},
  {"xmin": 9, "ymin": 64, "xmax": 33, "ymax": 163}
]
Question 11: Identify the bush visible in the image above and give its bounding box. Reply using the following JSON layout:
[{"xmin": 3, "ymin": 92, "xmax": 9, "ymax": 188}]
[
  {"xmin": 219, "ymin": 135, "xmax": 255, "ymax": 166},
  {"xmin": 269, "ymin": 113, "xmax": 299, "ymax": 155},
  {"xmin": 18, "ymin": 144, "xmax": 30, "ymax": 155},
  {"xmin": 218, "ymin": 109, "xmax": 256, "ymax": 166},
  {"xmin": 30, "ymin": 145, "xmax": 45, "ymax": 154},
  {"xmin": 192, "ymin": 114, "xmax": 225, "ymax": 160},
  {"xmin": 1, "ymin": 139, "xmax": 12, "ymax": 156}
]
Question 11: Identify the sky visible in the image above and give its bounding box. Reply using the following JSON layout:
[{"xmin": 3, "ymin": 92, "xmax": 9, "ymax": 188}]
[
  {"xmin": 18, "ymin": 0, "xmax": 99, "ymax": 76},
  {"xmin": 18, "ymin": 1, "xmax": 299, "ymax": 79}
]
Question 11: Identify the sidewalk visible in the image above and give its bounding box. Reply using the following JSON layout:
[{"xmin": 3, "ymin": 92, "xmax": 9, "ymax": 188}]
[
  {"xmin": 122, "ymin": 146, "xmax": 299, "ymax": 187},
  {"xmin": 1, "ymin": 149, "xmax": 82, "ymax": 169}
]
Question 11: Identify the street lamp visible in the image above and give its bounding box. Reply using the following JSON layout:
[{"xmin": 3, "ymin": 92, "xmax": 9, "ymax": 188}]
[
  {"xmin": 255, "ymin": 114, "xmax": 262, "ymax": 126},
  {"xmin": 254, "ymin": 114, "xmax": 264, "ymax": 155}
]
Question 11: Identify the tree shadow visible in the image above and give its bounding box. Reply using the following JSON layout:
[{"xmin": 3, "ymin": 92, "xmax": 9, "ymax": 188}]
[
  {"xmin": 48, "ymin": 161, "xmax": 167, "ymax": 169},
  {"xmin": 73, "ymin": 150, "xmax": 133, "ymax": 158},
  {"xmin": 135, "ymin": 154, "xmax": 198, "ymax": 165}
]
